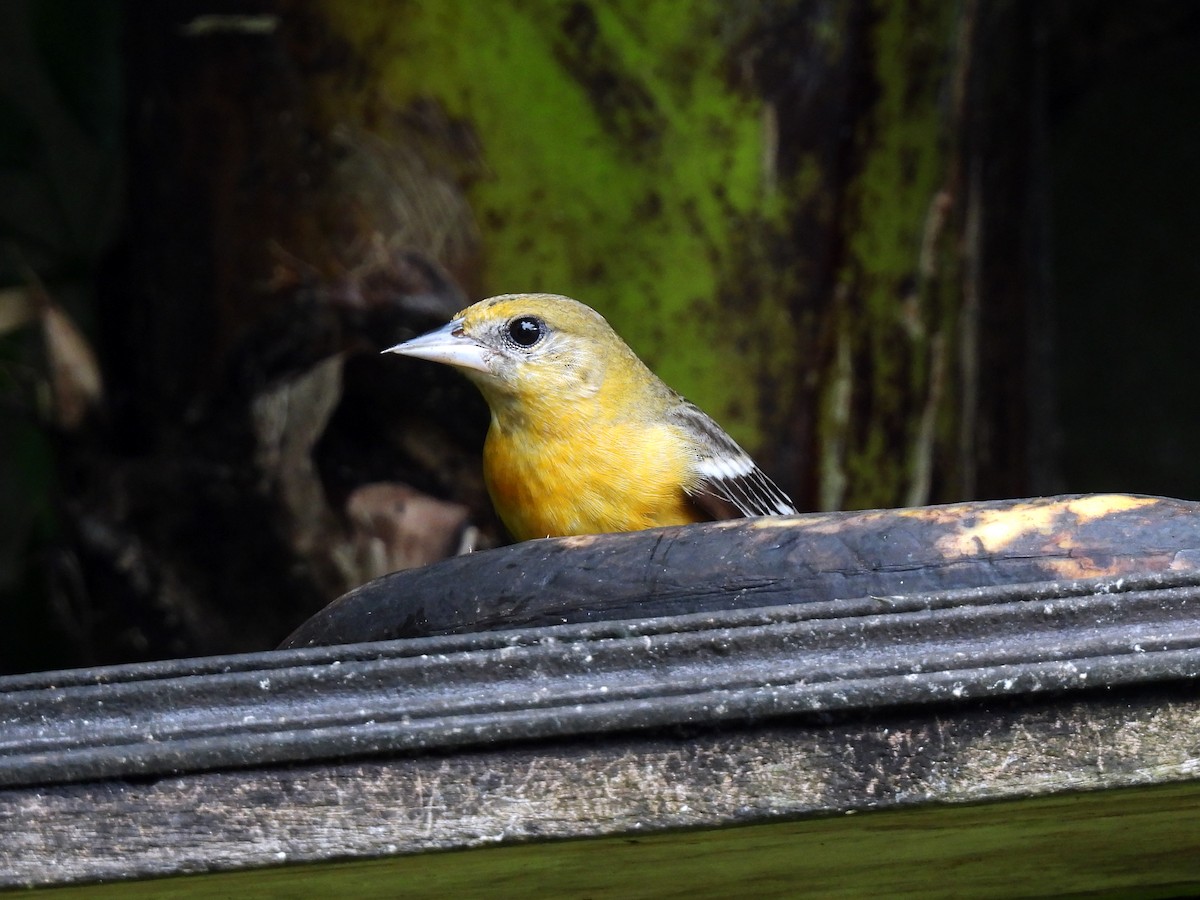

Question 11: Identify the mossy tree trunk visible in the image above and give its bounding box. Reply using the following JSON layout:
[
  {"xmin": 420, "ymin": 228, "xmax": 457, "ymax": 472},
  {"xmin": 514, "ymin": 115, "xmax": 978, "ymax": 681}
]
[
  {"xmin": 264, "ymin": 0, "xmax": 1041, "ymax": 511},
  {"xmin": 4, "ymin": 0, "xmax": 1057, "ymax": 668}
]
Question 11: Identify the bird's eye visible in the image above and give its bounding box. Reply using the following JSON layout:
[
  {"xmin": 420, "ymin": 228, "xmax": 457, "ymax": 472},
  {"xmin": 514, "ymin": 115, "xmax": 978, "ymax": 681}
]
[{"xmin": 506, "ymin": 315, "xmax": 546, "ymax": 348}]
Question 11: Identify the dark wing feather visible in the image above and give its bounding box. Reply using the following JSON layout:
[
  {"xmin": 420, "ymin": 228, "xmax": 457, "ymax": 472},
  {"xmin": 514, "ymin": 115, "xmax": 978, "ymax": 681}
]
[{"xmin": 667, "ymin": 401, "xmax": 797, "ymax": 520}]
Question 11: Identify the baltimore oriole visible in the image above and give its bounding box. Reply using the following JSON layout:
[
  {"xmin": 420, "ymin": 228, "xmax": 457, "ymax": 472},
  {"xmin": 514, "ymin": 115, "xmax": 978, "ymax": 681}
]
[{"xmin": 386, "ymin": 293, "xmax": 796, "ymax": 541}]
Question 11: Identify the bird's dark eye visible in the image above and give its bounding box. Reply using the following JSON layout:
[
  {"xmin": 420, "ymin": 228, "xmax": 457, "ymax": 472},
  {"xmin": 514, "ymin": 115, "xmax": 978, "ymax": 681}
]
[{"xmin": 506, "ymin": 315, "xmax": 546, "ymax": 348}]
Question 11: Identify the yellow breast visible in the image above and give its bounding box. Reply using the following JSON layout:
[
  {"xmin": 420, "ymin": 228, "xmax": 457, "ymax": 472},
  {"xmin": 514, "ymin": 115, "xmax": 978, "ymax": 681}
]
[{"xmin": 483, "ymin": 418, "xmax": 705, "ymax": 541}]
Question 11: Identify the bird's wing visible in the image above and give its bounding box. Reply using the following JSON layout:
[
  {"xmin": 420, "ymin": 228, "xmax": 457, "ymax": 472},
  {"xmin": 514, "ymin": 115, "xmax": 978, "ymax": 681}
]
[{"xmin": 668, "ymin": 401, "xmax": 797, "ymax": 520}]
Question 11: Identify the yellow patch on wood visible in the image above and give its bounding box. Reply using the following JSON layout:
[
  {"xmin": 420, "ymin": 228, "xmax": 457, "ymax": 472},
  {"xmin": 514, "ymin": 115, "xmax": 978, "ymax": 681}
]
[
  {"xmin": 933, "ymin": 495, "xmax": 1159, "ymax": 559},
  {"xmin": 1038, "ymin": 555, "xmax": 1115, "ymax": 580},
  {"xmin": 937, "ymin": 505, "xmax": 1064, "ymax": 557},
  {"xmin": 1063, "ymin": 494, "xmax": 1158, "ymax": 522}
]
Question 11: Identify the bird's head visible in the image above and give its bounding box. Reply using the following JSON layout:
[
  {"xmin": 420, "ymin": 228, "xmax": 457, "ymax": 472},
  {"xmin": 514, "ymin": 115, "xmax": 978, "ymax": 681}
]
[{"xmin": 385, "ymin": 293, "xmax": 641, "ymax": 412}]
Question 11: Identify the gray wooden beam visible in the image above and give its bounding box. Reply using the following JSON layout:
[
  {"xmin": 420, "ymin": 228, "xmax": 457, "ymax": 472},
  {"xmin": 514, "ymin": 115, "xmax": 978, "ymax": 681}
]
[{"xmin": 4, "ymin": 683, "xmax": 1198, "ymax": 889}]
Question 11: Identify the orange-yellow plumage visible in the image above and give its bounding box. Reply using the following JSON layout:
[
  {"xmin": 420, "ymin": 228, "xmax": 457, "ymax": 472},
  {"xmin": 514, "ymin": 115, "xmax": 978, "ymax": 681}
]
[
  {"xmin": 386, "ymin": 293, "xmax": 795, "ymax": 541},
  {"xmin": 484, "ymin": 414, "xmax": 706, "ymax": 540}
]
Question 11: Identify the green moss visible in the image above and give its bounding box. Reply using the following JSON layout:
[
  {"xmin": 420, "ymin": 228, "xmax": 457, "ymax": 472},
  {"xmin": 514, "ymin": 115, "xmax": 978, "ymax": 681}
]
[
  {"xmin": 828, "ymin": 0, "xmax": 957, "ymax": 508},
  {"xmin": 849, "ymin": 2, "xmax": 952, "ymax": 299},
  {"xmin": 319, "ymin": 0, "xmax": 789, "ymax": 448}
]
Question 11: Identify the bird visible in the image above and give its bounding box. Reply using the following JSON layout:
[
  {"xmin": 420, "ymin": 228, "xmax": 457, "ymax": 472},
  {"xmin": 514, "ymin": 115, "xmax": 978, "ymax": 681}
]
[{"xmin": 384, "ymin": 293, "xmax": 796, "ymax": 541}]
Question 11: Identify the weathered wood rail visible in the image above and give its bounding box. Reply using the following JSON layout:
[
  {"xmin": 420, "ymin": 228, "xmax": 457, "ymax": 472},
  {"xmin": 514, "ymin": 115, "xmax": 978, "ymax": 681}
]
[{"xmin": 3, "ymin": 494, "xmax": 1199, "ymax": 895}]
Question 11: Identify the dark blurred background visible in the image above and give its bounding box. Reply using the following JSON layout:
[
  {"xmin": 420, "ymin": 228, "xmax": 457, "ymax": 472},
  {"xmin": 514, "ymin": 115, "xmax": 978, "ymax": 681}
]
[{"xmin": 2, "ymin": 0, "xmax": 1198, "ymax": 675}]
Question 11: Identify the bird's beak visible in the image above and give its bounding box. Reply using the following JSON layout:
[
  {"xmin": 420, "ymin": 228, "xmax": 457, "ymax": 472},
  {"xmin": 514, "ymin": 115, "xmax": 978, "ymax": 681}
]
[{"xmin": 383, "ymin": 319, "xmax": 493, "ymax": 374}]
